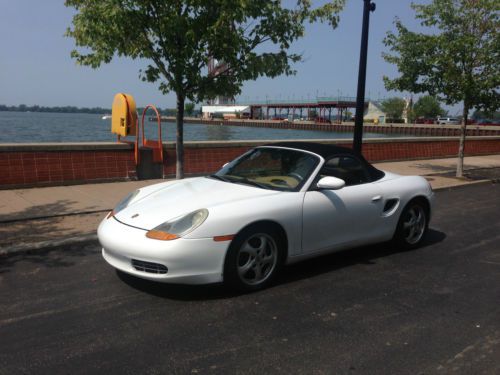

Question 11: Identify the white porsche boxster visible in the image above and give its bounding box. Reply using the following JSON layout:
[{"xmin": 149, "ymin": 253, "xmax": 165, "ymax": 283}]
[{"xmin": 98, "ymin": 142, "xmax": 434, "ymax": 291}]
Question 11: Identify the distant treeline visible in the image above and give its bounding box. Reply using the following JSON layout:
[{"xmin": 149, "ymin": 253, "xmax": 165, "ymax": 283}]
[
  {"xmin": 0, "ymin": 104, "xmax": 111, "ymax": 114},
  {"xmin": 0, "ymin": 104, "xmax": 178, "ymax": 116}
]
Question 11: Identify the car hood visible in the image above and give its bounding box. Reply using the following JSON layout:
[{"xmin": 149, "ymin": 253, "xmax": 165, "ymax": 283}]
[{"xmin": 115, "ymin": 177, "xmax": 281, "ymax": 230}]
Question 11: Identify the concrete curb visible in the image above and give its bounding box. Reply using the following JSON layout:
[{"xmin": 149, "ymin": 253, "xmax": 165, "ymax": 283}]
[
  {"xmin": 432, "ymin": 179, "xmax": 493, "ymax": 191},
  {"xmin": 0, "ymin": 234, "xmax": 98, "ymax": 256},
  {"xmin": 0, "ymin": 210, "xmax": 110, "ymax": 224}
]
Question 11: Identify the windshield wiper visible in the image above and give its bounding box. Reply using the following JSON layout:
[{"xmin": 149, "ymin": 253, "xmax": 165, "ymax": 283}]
[
  {"xmin": 210, "ymin": 174, "xmax": 272, "ymax": 190},
  {"xmin": 230, "ymin": 177, "xmax": 271, "ymax": 190}
]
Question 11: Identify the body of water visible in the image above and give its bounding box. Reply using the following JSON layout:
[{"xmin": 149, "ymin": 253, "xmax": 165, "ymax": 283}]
[{"xmin": 0, "ymin": 111, "xmax": 406, "ymax": 143}]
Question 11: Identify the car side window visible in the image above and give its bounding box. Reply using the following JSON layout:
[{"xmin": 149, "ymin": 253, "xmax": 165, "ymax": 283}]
[{"xmin": 319, "ymin": 156, "xmax": 371, "ymax": 186}]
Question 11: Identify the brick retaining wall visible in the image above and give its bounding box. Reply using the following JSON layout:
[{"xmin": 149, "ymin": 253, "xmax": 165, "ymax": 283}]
[
  {"xmin": 1, "ymin": 137, "xmax": 500, "ymax": 189},
  {"xmin": 0, "ymin": 143, "xmax": 136, "ymax": 188}
]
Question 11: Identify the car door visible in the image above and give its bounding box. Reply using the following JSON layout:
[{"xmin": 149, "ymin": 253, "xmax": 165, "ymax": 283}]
[{"xmin": 301, "ymin": 155, "xmax": 384, "ymax": 254}]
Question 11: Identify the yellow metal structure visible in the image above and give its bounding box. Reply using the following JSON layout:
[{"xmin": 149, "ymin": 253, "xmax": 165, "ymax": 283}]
[{"xmin": 111, "ymin": 93, "xmax": 137, "ymax": 137}]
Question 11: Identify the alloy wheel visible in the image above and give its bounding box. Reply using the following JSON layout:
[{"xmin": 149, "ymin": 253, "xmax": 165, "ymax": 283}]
[
  {"xmin": 237, "ymin": 233, "xmax": 278, "ymax": 286},
  {"xmin": 403, "ymin": 205, "xmax": 426, "ymax": 245}
]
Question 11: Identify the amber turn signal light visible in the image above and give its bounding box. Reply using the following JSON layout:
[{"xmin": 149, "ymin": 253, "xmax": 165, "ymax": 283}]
[
  {"xmin": 213, "ymin": 235, "xmax": 235, "ymax": 242},
  {"xmin": 146, "ymin": 230, "xmax": 179, "ymax": 241}
]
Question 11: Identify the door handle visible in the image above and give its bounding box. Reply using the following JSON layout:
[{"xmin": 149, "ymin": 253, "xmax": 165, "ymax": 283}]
[{"xmin": 371, "ymin": 195, "xmax": 382, "ymax": 202}]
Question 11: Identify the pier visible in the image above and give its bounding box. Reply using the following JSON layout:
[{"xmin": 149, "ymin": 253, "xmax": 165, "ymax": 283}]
[
  {"xmin": 241, "ymin": 97, "xmax": 358, "ymax": 122},
  {"xmin": 156, "ymin": 117, "xmax": 500, "ymax": 137}
]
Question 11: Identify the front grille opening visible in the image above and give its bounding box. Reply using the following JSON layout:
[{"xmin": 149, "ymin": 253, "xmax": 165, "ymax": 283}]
[{"xmin": 131, "ymin": 259, "xmax": 168, "ymax": 274}]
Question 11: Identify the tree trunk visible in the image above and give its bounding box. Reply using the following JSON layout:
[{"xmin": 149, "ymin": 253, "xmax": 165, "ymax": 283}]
[
  {"xmin": 175, "ymin": 94, "xmax": 185, "ymax": 179},
  {"xmin": 456, "ymin": 104, "xmax": 469, "ymax": 178}
]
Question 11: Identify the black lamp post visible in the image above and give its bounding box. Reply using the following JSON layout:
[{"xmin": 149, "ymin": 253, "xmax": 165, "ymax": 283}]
[{"xmin": 353, "ymin": 0, "xmax": 376, "ymax": 155}]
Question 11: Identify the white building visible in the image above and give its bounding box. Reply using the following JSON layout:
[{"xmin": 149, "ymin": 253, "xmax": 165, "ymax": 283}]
[{"xmin": 202, "ymin": 105, "xmax": 250, "ymax": 119}]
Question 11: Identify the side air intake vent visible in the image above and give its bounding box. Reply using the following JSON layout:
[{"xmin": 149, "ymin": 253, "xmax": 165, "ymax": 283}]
[{"xmin": 383, "ymin": 198, "xmax": 399, "ymax": 213}]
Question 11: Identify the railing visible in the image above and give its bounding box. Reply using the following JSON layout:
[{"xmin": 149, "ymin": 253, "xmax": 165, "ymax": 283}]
[
  {"xmin": 317, "ymin": 96, "xmax": 365, "ymax": 102},
  {"xmin": 235, "ymin": 98, "xmax": 317, "ymax": 105},
  {"xmin": 234, "ymin": 96, "xmax": 371, "ymax": 106}
]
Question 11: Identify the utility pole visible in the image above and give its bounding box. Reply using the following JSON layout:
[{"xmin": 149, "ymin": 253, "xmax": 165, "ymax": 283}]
[{"xmin": 353, "ymin": 0, "xmax": 376, "ymax": 155}]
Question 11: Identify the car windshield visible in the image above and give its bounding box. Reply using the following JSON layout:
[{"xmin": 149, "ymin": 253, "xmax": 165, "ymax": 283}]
[{"xmin": 210, "ymin": 147, "xmax": 320, "ymax": 191}]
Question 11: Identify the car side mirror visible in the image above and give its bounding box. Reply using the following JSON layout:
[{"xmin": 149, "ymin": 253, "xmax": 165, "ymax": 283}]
[{"xmin": 317, "ymin": 176, "xmax": 345, "ymax": 190}]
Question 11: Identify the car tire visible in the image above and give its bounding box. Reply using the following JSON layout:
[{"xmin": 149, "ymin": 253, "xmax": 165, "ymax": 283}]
[
  {"xmin": 392, "ymin": 199, "xmax": 429, "ymax": 250},
  {"xmin": 224, "ymin": 224, "xmax": 284, "ymax": 292}
]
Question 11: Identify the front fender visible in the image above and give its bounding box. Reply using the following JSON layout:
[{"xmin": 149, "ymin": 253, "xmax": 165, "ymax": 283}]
[{"xmin": 184, "ymin": 192, "xmax": 305, "ymax": 257}]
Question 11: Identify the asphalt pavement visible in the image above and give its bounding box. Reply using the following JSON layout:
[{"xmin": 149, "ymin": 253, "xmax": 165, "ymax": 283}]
[{"xmin": 0, "ymin": 183, "xmax": 499, "ymax": 374}]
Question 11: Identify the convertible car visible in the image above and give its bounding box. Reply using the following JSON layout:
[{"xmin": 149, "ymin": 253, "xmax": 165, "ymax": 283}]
[{"xmin": 98, "ymin": 142, "xmax": 434, "ymax": 291}]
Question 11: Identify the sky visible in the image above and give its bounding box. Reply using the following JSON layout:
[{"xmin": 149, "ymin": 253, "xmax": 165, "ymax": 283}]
[{"xmin": 1, "ymin": 0, "xmax": 457, "ymax": 113}]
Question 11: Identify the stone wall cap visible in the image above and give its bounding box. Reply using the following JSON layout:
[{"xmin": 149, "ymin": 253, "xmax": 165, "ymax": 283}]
[
  {"xmin": 1, "ymin": 136, "xmax": 499, "ymax": 152},
  {"xmin": 0, "ymin": 142, "xmax": 133, "ymax": 152}
]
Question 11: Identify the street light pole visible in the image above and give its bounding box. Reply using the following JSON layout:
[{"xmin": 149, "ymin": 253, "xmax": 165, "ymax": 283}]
[{"xmin": 353, "ymin": 0, "xmax": 376, "ymax": 155}]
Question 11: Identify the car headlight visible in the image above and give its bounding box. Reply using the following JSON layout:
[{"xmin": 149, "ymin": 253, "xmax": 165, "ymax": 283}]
[
  {"xmin": 146, "ymin": 209, "xmax": 209, "ymax": 241},
  {"xmin": 108, "ymin": 190, "xmax": 141, "ymax": 218}
]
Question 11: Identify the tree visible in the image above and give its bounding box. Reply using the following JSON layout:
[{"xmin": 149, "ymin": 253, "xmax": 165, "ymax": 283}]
[
  {"xmin": 472, "ymin": 109, "xmax": 500, "ymax": 121},
  {"xmin": 407, "ymin": 108, "xmax": 417, "ymax": 124},
  {"xmin": 413, "ymin": 95, "xmax": 445, "ymax": 119},
  {"xmin": 380, "ymin": 97, "xmax": 406, "ymax": 120},
  {"xmin": 184, "ymin": 102, "xmax": 195, "ymax": 117},
  {"xmin": 65, "ymin": 0, "xmax": 345, "ymax": 179},
  {"xmin": 383, "ymin": 0, "xmax": 499, "ymax": 177}
]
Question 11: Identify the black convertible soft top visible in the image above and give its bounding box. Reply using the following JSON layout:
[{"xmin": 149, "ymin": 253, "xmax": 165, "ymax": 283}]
[
  {"xmin": 266, "ymin": 141, "xmax": 355, "ymax": 159},
  {"xmin": 264, "ymin": 141, "xmax": 385, "ymax": 181}
]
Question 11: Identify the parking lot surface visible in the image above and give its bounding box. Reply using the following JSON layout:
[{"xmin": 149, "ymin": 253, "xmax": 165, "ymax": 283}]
[{"xmin": 0, "ymin": 183, "xmax": 499, "ymax": 374}]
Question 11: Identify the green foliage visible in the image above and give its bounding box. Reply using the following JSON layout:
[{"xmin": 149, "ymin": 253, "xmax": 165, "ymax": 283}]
[
  {"xmin": 413, "ymin": 96, "xmax": 445, "ymax": 118},
  {"xmin": 184, "ymin": 102, "xmax": 195, "ymax": 116},
  {"xmin": 406, "ymin": 109, "xmax": 417, "ymax": 123},
  {"xmin": 472, "ymin": 109, "xmax": 500, "ymax": 120},
  {"xmin": 0, "ymin": 104, "xmax": 110, "ymax": 114},
  {"xmin": 383, "ymin": 0, "xmax": 499, "ymax": 111},
  {"xmin": 0, "ymin": 104, "xmax": 179, "ymax": 116},
  {"xmin": 65, "ymin": 0, "xmax": 345, "ymax": 178},
  {"xmin": 380, "ymin": 97, "xmax": 406, "ymax": 120},
  {"xmin": 382, "ymin": 0, "xmax": 499, "ymax": 176}
]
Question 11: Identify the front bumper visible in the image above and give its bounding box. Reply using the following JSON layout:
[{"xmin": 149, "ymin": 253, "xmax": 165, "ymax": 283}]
[{"xmin": 98, "ymin": 216, "xmax": 229, "ymax": 284}]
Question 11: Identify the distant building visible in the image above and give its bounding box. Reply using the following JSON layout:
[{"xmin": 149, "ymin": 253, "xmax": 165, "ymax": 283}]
[
  {"xmin": 363, "ymin": 101, "xmax": 386, "ymax": 123},
  {"xmin": 202, "ymin": 105, "xmax": 250, "ymax": 119}
]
